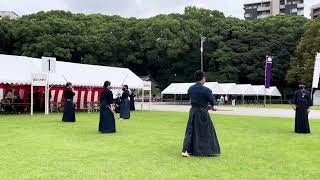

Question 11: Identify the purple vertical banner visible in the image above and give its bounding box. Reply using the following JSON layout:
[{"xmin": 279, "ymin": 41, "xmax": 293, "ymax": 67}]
[{"xmin": 265, "ymin": 55, "xmax": 273, "ymax": 88}]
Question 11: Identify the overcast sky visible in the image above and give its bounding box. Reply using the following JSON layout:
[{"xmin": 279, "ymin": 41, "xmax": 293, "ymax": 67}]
[{"xmin": 1, "ymin": 0, "xmax": 319, "ymax": 19}]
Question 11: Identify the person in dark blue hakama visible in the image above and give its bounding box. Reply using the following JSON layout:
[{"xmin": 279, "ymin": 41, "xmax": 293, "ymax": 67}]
[
  {"xmin": 129, "ymin": 92, "xmax": 136, "ymax": 111},
  {"xmin": 114, "ymin": 93, "xmax": 121, "ymax": 113},
  {"xmin": 181, "ymin": 70, "xmax": 220, "ymax": 157},
  {"xmin": 120, "ymin": 85, "xmax": 130, "ymax": 119},
  {"xmin": 293, "ymin": 83, "xmax": 313, "ymax": 134},
  {"xmin": 99, "ymin": 81, "xmax": 116, "ymax": 133},
  {"xmin": 62, "ymin": 82, "xmax": 76, "ymax": 122}
]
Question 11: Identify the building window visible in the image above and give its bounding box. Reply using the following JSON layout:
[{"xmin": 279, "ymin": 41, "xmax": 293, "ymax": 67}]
[{"xmin": 290, "ymin": 8, "xmax": 298, "ymax": 13}]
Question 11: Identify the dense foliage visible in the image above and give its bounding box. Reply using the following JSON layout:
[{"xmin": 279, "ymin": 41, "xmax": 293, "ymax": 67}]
[
  {"xmin": 0, "ymin": 7, "xmax": 317, "ymax": 91},
  {"xmin": 286, "ymin": 18, "xmax": 320, "ymax": 86}
]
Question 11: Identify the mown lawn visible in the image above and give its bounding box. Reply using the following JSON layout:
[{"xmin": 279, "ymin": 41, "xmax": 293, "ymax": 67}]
[{"xmin": 0, "ymin": 111, "xmax": 319, "ymax": 179}]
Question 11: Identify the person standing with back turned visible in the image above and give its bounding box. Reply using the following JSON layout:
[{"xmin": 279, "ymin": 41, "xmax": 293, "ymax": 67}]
[
  {"xmin": 293, "ymin": 82, "xmax": 313, "ymax": 134},
  {"xmin": 99, "ymin": 81, "xmax": 116, "ymax": 133},
  {"xmin": 62, "ymin": 82, "xmax": 76, "ymax": 122},
  {"xmin": 181, "ymin": 70, "xmax": 220, "ymax": 157},
  {"xmin": 120, "ymin": 85, "xmax": 130, "ymax": 120}
]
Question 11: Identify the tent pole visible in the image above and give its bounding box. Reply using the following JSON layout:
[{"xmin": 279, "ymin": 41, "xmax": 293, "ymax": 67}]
[
  {"xmin": 264, "ymin": 88, "xmax": 266, "ymax": 107},
  {"xmin": 141, "ymin": 89, "xmax": 144, "ymax": 111},
  {"xmin": 45, "ymin": 71, "xmax": 50, "ymax": 115},
  {"xmin": 149, "ymin": 89, "xmax": 152, "ymax": 111},
  {"xmin": 31, "ymin": 85, "xmax": 33, "ymax": 115},
  {"xmin": 242, "ymin": 95, "xmax": 244, "ymax": 104},
  {"xmin": 270, "ymin": 95, "xmax": 272, "ymax": 104}
]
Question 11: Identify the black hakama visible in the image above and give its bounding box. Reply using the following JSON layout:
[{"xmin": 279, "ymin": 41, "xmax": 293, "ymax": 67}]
[
  {"xmin": 182, "ymin": 82, "xmax": 220, "ymax": 156},
  {"xmin": 120, "ymin": 99, "xmax": 130, "ymax": 119},
  {"xmin": 182, "ymin": 107, "xmax": 220, "ymax": 156},
  {"xmin": 62, "ymin": 88, "xmax": 76, "ymax": 122},
  {"xmin": 295, "ymin": 106, "xmax": 310, "ymax": 133},
  {"xmin": 130, "ymin": 94, "xmax": 135, "ymax": 111},
  {"xmin": 62, "ymin": 100, "xmax": 76, "ymax": 122},
  {"xmin": 99, "ymin": 89, "xmax": 116, "ymax": 133},
  {"xmin": 115, "ymin": 97, "xmax": 121, "ymax": 113},
  {"xmin": 120, "ymin": 90, "xmax": 130, "ymax": 119},
  {"xmin": 293, "ymin": 89, "xmax": 312, "ymax": 134}
]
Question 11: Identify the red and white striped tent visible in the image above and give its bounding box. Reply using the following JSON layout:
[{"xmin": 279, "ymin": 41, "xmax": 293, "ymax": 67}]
[{"xmin": 0, "ymin": 54, "xmax": 144, "ymax": 110}]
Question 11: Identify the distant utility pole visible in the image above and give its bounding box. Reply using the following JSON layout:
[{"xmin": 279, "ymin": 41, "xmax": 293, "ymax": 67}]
[{"xmin": 200, "ymin": 36, "xmax": 206, "ymax": 71}]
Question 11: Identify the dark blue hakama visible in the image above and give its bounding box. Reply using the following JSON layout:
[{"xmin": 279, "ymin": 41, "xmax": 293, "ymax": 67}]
[
  {"xmin": 99, "ymin": 89, "xmax": 116, "ymax": 133},
  {"xmin": 62, "ymin": 99, "xmax": 76, "ymax": 122},
  {"xmin": 120, "ymin": 90, "xmax": 130, "ymax": 119}
]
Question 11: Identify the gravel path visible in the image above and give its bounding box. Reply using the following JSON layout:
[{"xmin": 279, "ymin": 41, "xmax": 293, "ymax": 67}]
[{"xmin": 136, "ymin": 103, "xmax": 320, "ymax": 119}]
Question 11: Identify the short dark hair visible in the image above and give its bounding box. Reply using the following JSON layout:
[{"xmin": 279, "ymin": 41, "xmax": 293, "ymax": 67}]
[
  {"xmin": 103, "ymin": 81, "xmax": 111, "ymax": 89},
  {"xmin": 66, "ymin": 82, "xmax": 72, "ymax": 87},
  {"xmin": 194, "ymin": 70, "xmax": 205, "ymax": 82},
  {"xmin": 124, "ymin": 85, "xmax": 128, "ymax": 89}
]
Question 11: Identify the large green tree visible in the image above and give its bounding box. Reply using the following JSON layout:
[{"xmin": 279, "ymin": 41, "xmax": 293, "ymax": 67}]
[
  {"xmin": 0, "ymin": 8, "xmax": 312, "ymax": 91},
  {"xmin": 286, "ymin": 18, "xmax": 320, "ymax": 86}
]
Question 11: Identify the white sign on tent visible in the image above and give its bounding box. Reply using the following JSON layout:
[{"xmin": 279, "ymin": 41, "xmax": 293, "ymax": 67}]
[
  {"xmin": 143, "ymin": 81, "xmax": 151, "ymax": 91},
  {"xmin": 42, "ymin": 56, "xmax": 56, "ymax": 73},
  {"xmin": 31, "ymin": 73, "xmax": 48, "ymax": 86},
  {"xmin": 312, "ymin": 53, "xmax": 320, "ymax": 88}
]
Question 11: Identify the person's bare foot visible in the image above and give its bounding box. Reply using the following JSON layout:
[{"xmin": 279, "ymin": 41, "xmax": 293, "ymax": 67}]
[{"xmin": 181, "ymin": 151, "xmax": 190, "ymax": 157}]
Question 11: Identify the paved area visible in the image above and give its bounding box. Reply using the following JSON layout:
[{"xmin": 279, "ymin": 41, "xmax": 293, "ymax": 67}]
[{"xmin": 136, "ymin": 103, "xmax": 320, "ymax": 119}]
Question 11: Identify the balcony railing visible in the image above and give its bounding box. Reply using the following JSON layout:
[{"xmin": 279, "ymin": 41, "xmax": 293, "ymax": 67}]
[{"xmin": 257, "ymin": 6, "xmax": 271, "ymax": 11}]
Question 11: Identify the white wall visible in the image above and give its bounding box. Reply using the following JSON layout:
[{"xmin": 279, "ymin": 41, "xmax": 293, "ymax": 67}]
[{"xmin": 313, "ymin": 90, "xmax": 320, "ymax": 105}]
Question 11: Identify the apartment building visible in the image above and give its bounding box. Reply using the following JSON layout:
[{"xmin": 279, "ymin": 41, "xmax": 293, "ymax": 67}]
[
  {"xmin": 244, "ymin": 0, "xmax": 304, "ymax": 20},
  {"xmin": 311, "ymin": 3, "xmax": 320, "ymax": 19},
  {"xmin": 0, "ymin": 11, "xmax": 19, "ymax": 20}
]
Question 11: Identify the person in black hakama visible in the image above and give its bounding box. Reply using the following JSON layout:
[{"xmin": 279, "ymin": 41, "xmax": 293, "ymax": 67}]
[
  {"xmin": 181, "ymin": 70, "xmax": 220, "ymax": 157},
  {"xmin": 120, "ymin": 85, "xmax": 130, "ymax": 119},
  {"xmin": 99, "ymin": 81, "xmax": 116, "ymax": 133},
  {"xmin": 129, "ymin": 92, "xmax": 136, "ymax": 111},
  {"xmin": 34, "ymin": 88, "xmax": 41, "ymax": 112},
  {"xmin": 293, "ymin": 83, "xmax": 313, "ymax": 134},
  {"xmin": 114, "ymin": 93, "xmax": 121, "ymax": 113},
  {"xmin": 14, "ymin": 94, "xmax": 24, "ymax": 113},
  {"xmin": 62, "ymin": 82, "xmax": 76, "ymax": 122}
]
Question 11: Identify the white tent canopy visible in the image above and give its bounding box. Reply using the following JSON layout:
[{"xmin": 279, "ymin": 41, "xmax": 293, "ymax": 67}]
[
  {"xmin": 238, "ymin": 84, "xmax": 257, "ymax": 96},
  {"xmin": 252, "ymin": 85, "xmax": 266, "ymax": 96},
  {"xmin": 0, "ymin": 54, "xmax": 144, "ymax": 89},
  {"xmin": 266, "ymin": 86, "xmax": 281, "ymax": 97},
  {"xmin": 161, "ymin": 83, "xmax": 282, "ymax": 97},
  {"xmin": 161, "ymin": 82, "xmax": 226, "ymax": 95},
  {"xmin": 219, "ymin": 83, "xmax": 242, "ymax": 95},
  {"xmin": 161, "ymin": 83, "xmax": 194, "ymax": 95},
  {"xmin": 204, "ymin": 82, "xmax": 225, "ymax": 95}
]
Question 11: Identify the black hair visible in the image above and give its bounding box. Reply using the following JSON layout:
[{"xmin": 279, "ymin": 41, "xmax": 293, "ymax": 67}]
[
  {"xmin": 103, "ymin": 81, "xmax": 111, "ymax": 89},
  {"xmin": 194, "ymin": 70, "xmax": 205, "ymax": 82},
  {"xmin": 66, "ymin": 82, "xmax": 72, "ymax": 87},
  {"xmin": 124, "ymin": 85, "xmax": 128, "ymax": 89}
]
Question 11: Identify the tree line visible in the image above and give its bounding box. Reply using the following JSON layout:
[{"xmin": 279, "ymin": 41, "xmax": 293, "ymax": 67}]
[{"xmin": 0, "ymin": 7, "xmax": 319, "ymax": 95}]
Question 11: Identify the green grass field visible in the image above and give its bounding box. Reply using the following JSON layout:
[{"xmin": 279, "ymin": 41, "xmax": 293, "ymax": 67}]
[{"xmin": 1, "ymin": 112, "xmax": 320, "ymax": 179}]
